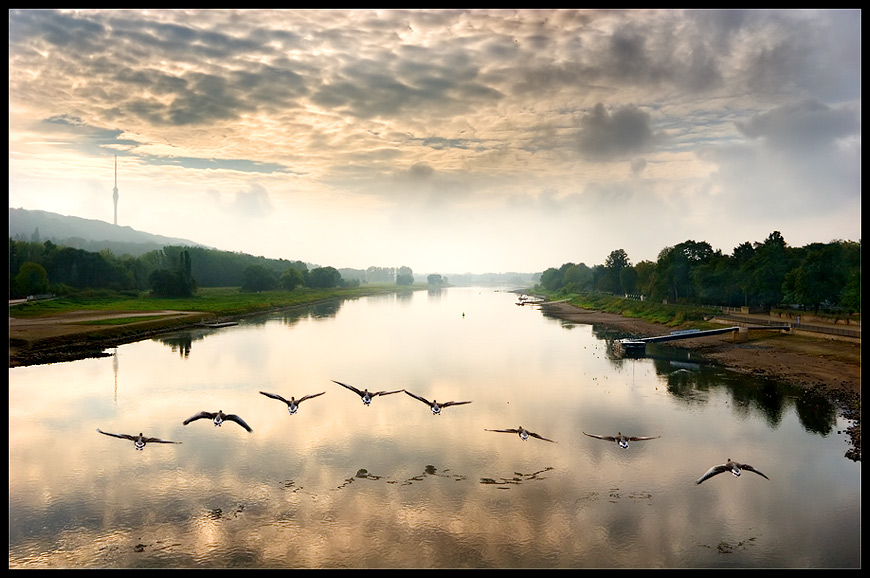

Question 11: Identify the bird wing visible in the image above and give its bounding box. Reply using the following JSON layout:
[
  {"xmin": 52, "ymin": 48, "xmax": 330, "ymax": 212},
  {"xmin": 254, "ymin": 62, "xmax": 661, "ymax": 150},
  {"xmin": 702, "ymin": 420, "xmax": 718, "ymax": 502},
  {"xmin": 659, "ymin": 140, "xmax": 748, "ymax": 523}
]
[
  {"xmin": 582, "ymin": 432, "xmax": 616, "ymax": 441},
  {"xmin": 143, "ymin": 436, "xmax": 181, "ymax": 444},
  {"xmin": 441, "ymin": 400, "xmax": 472, "ymax": 407},
  {"xmin": 225, "ymin": 414, "xmax": 253, "ymax": 432},
  {"xmin": 374, "ymin": 389, "xmax": 404, "ymax": 397},
  {"xmin": 696, "ymin": 464, "xmax": 729, "ymax": 484},
  {"xmin": 529, "ymin": 432, "xmax": 557, "ymax": 443},
  {"xmin": 627, "ymin": 435, "xmax": 661, "ymax": 441},
  {"xmin": 404, "ymin": 390, "xmax": 432, "ymax": 405},
  {"xmin": 183, "ymin": 411, "xmax": 214, "ymax": 425},
  {"xmin": 298, "ymin": 392, "xmax": 326, "ymax": 403},
  {"xmin": 97, "ymin": 428, "xmax": 134, "ymax": 441},
  {"xmin": 739, "ymin": 463, "xmax": 770, "ymax": 480},
  {"xmin": 485, "ymin": 428, "xmax": 520, "ymax": 434},
  {"xmin": 332, "ymin": 380, "xmax": 362, "ymax": 396},
  {"xmin": 260, "ymin": 391, "xmax": 290, "ymax": 404},
  {"xmin": 224, "ymin": 413, "xmax": 254, "ymax": 432}
]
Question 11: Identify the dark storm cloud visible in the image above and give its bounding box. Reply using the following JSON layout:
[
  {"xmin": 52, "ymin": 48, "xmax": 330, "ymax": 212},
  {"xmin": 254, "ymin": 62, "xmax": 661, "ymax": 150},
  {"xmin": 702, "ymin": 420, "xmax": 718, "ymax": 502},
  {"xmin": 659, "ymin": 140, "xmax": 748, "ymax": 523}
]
[
  {"xmin": 736, "ymin": 99, "xmax": 860, "ymax": 151},
  {"xmin": 576, "ymin": 103, "xmax": 663, "ymax": 160},
  {"xmin": 9, "ymin": 9, "xmax": 106, "ymax": 51}
]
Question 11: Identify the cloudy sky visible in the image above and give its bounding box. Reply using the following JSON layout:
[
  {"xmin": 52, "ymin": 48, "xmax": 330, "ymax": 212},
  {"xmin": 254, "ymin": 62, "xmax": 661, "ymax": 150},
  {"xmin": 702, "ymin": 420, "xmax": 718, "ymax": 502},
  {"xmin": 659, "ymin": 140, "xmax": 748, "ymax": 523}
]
[{"xmin": 8, "ymin": 9, "xmax": 861, "ymax": 274}]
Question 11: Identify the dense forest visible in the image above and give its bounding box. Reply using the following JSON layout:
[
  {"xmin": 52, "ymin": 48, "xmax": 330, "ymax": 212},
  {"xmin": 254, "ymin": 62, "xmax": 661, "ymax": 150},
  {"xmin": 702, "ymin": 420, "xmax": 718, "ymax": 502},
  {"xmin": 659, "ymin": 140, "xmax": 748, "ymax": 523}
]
[
  {"xmin": 539, "ymin": 231, "xmax": 860, "ymax": 314},
  {"xmin": 8, "ymin": 240, "xmax": 417, "ymax": 299}
]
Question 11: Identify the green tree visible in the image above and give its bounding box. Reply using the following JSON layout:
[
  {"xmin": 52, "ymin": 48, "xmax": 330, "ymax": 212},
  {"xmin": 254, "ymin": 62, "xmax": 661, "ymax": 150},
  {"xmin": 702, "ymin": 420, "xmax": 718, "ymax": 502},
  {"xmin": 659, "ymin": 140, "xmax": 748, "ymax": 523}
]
[
  {"xmin": 366, "ymin": 266, "xmax": 394, "ymax": 283},
  {"xmin": 241, "ymin": 264, "xmax": 278, "ymax": 292},
  {"xmin": 602, "ymin": 249, "xmax": 630, "ymax": 294},
  {"xmin": 309, "ymin": 266, "xmax": 342, "ymax": 288},
  {"xmin": 149, "ymin": 249, "xmax": 196, "ymax": 297},
  {"xmin": 619, "ymin": 266, "xmax": 638, "ymax": 296},
  {"xmin": 563, "ymin": 263, "xmax": 593, "ymax": 291},
  {"xmin": 279, "ymin": 267, "xmax": 305, "ymax": 291},
  {"xmin": 651, "ymin": 240, "xmax": 713, "ymax": 303},
  {"xmin": 783, "ymin": 241, "xmax": 853, "ymax": 311},
  {"xmin": 427, "ymin": 273, "xmax": 444, "ymax": 285},
  {"xmin": 743, "ymin": 231, "xmax": 790, "ymax": 309},
  {"xmin": 539, "ymin": 266, "xmax": 565, "ymax": 290},
  {"xmin": 396, "ymin": 265, "xmax": 414, "ymax": 285},
  {"xmin": 14, "ymin": 261, "xmax": 49, "ymax": 297},
  {"xmin": 633, "ymin": 260, "xmax": 656, "ymax": 297},
  {"xmin": 732, "ymin": 241, "xmax": 756, "ymax": 306}
]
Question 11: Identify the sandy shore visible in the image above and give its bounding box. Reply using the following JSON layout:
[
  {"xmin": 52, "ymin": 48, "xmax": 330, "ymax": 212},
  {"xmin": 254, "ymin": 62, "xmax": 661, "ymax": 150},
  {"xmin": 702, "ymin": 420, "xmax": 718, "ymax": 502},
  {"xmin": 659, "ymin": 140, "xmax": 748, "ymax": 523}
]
[{"xmin": 539, "ymin": 301, "xmax": 860, "ymax": 461}]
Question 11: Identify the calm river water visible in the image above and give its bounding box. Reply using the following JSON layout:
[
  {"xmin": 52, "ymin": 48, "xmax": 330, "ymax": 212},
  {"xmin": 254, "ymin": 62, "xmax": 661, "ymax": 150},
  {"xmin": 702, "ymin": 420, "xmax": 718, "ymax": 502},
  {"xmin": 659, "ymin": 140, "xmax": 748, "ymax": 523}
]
[{"xmin": 8, "ymin": 286, "xmax": 860, "ymax": 568}]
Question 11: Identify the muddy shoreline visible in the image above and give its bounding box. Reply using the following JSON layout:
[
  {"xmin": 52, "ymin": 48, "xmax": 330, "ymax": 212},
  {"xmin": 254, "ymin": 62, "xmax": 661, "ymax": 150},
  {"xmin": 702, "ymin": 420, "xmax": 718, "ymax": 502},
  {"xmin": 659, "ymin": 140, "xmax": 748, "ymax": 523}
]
[{"xmin": 539, "ymin": 302, "xmax": 860, "ymax": 461}]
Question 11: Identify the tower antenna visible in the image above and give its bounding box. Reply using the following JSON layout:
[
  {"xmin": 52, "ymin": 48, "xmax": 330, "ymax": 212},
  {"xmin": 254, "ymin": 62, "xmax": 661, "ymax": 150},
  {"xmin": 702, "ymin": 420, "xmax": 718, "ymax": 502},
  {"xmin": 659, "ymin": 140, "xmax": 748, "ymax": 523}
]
[{"xmin": 112, "ymin": 155, "xmax": 119, "ymax": 226}]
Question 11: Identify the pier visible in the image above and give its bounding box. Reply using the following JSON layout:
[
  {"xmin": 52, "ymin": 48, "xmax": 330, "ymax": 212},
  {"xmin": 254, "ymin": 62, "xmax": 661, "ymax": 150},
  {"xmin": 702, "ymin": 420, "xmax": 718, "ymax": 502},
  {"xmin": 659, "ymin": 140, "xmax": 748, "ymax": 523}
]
[{"xmin": 614, "ymin": 325, "xmax": 791, "ymax": 357}]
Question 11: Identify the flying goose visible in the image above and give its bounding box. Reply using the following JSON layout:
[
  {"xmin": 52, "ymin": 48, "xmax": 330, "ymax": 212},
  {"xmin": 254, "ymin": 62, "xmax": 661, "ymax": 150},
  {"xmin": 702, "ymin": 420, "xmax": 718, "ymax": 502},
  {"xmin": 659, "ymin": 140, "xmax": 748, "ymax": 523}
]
[
  {"xmin": 696, "ymin": 458, "xmax": 770, "ymax": 485},
  {"xmin": 332, "ymin": 380, "xmax": 403, "ymax": 406},
  {"xmin": 485, "ymin": 426, "xmax": 556, "ymax": 443},
  {"xmin": 97, "ymin": 428, "xmax": 181, "ymax": 450},
  {"xmin": 259, "ymin": 390, "xmax": 325, "ymax": 414},
  {"xmin": 582, "ymin": 431, "xmax": 660, "ymax": 449},
  {"xmin": 404, "ymin": 390, "xmax": 472, "ymax": 414},
  {"xmin": 183, "ymin": 410, "xmax": 253, "ymax": 432}
]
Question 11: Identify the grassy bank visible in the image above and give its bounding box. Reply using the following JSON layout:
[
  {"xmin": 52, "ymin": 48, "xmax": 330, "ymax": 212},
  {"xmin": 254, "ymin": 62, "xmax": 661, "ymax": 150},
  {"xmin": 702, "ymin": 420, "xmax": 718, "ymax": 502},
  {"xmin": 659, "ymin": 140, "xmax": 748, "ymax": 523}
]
[
  {"xmin": 9, "ymin": 284, "xmax": 430, "ymax": 367},
  {"xmin": 536, "ymin": 289, "xmax": 721, "ymax": 329},
  {"xmin": 10, "ymin": 284, "xmax": 429, "ymax": 319}
]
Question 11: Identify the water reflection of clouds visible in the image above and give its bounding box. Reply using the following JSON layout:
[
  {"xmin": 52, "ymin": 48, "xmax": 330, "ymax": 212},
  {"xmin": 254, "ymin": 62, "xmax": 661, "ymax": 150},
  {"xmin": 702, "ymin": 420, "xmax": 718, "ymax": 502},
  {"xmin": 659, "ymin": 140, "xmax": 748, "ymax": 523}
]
[{"xmin": 10, "ymin": 288, "xmax": 860, "ymax": 568}]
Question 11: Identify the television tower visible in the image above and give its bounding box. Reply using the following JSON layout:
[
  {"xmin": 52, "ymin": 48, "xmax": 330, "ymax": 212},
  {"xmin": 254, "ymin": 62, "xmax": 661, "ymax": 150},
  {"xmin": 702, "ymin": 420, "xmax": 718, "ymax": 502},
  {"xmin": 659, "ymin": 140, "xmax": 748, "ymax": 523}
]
[{"xmin": 112, "ymin": 155, "xmax": 119, "ymax": 226}]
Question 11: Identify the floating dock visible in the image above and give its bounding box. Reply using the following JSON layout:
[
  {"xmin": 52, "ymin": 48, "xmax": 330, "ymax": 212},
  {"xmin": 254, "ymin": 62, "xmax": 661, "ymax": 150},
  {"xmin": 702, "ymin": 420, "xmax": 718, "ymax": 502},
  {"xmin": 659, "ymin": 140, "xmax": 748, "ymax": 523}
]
[{"xmin": 614, "ymin": 325, "xmax": 790, "ymax": 357}]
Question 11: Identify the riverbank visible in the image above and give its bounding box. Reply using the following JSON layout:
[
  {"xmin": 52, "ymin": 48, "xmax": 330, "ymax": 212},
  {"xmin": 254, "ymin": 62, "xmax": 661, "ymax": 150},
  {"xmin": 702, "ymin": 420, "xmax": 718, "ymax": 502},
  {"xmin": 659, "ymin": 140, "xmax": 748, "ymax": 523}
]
[
  {"xmin": 8, "ymin": 285, "xmax": 426, "ymax": 368},
  {"xmin": 9, "ymin": 294, "xmax": 860, "ymax": 460},
  {"xmin": 539, "ymin": 301, "xmax": 860, "ymax": 461}
]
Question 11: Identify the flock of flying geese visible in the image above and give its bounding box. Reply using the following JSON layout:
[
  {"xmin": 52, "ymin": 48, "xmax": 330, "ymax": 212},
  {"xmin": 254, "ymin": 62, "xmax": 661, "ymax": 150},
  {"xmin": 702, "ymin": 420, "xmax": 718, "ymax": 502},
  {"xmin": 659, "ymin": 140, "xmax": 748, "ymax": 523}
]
[{"xmin": 97, "ymin": 379, "xmax": 769, "ymax": 485}]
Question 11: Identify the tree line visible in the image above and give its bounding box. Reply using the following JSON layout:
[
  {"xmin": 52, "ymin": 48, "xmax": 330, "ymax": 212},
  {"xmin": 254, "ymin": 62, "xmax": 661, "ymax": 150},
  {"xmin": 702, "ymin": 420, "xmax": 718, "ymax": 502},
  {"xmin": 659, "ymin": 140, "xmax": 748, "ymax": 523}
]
[
  {"xmin": 539, "ymin": 231, "xmax": 860, "ymax": 313},
  {"xmin": 8, "ymin": 239, "xmax": 416, "ymax": 299}
]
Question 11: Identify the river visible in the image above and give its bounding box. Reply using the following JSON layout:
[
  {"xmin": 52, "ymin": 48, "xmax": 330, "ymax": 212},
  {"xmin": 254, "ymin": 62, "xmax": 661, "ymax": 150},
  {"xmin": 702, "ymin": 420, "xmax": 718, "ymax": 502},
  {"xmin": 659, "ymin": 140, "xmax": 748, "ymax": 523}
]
[{"xmin": 8, "ymin": 286, "xmax": 860, "ymax": 568}]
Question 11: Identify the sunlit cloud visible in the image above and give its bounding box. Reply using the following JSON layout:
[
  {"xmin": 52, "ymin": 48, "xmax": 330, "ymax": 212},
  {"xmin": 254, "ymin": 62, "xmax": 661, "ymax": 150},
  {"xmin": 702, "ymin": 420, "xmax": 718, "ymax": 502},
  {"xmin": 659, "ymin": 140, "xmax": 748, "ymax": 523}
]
[{"xmin": 9, "ymin": 9, "xmax": 861, "ymax": 273}]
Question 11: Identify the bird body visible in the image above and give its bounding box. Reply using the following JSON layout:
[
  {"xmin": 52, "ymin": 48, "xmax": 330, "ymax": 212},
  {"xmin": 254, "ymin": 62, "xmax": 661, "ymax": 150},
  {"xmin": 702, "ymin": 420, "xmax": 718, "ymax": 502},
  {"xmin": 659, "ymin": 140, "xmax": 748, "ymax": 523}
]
[
  {"xmin": 486, "ymin": 426, "xmax": 556, "ymax": 443},
  {"xmin": 404, "ymin": 390, "xmax": 472, "ymax": 414},
  {"xmin": 97, "ymin": 428, "xmax": 181, "ymax": 450},
  {"xmin": 332, "ymin": 380, "xmax": 402, "ymax": 405},
  {"xmin": 183, "ymin": 410, "xmax": 253, "ymax": 432},
  {"xmin": 696, "ymin": 458, "xmax": 770, "ymax": 484},
  {"xmin": 260, "ymin": 390, "xmax": 325, "ymax": 414},
  {"xmin": 582, "ymin": 431, "xmax": 660, "ymax": 449}
]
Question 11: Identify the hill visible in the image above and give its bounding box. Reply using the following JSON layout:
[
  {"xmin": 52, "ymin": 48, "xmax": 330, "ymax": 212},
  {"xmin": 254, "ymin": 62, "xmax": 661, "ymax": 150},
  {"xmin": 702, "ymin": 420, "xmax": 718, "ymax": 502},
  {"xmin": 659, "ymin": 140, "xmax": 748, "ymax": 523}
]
[{"xmin": 9, "ymin": 208, "xmax": 208, "ymax": 257}]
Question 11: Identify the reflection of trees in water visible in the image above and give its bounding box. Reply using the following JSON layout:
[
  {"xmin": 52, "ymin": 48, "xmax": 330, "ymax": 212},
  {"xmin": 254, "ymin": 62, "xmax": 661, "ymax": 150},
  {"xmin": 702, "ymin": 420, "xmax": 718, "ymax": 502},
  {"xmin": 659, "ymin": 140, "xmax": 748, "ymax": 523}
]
[
  {"xmin": 242, "ymin": 301, "xmax": 344, "ymax": 328},
  {"xmin": 154, "ymin": 331, "xmax": 207, "ymax": 359},
  {"xmin": 649, "ymin": 346, "xmax": 838, "ymax": 436},
  {"xmin": 396, "ymin": 291, "xmax": 414, "ymax": 303},
  {"xmin": 585, "ymin": 326, "xmax": 838, "ymax": 437},
  {"xmin": 792, "ymin": 389, "xmax": 838, "ymax": 435},
  {"xmin": 310, "ymin": 301, "xmax": 342, "ymax": 318}
]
